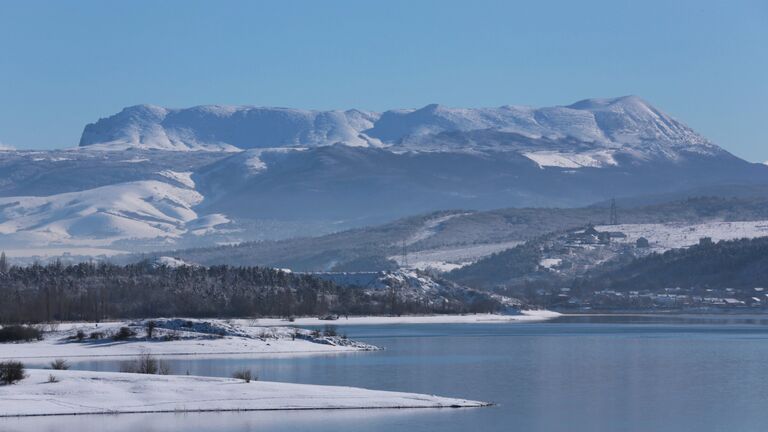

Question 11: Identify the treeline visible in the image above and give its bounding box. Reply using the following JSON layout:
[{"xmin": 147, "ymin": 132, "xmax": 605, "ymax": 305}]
[
  {"xmin": 447, "ymin": 239, "xmax": 546, "ymax": 289},
  {"xmin": 0, "ymin": 261, "xmax": 497, "ymax": 324}
]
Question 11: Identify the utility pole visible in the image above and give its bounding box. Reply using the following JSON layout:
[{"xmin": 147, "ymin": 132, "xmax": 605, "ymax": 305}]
[
  {"xmin": 401, "ymin": 239, "xmax": 408, "ymax": 268},
  {"xmin": 609, "ymin": 198, "xmax": 619, "ymax": 225}
]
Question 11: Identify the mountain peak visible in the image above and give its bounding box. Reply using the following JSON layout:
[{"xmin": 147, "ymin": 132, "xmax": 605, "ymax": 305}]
[{"xmin": 566, "ymin": 95, "xmax": 649, "ymax": 110}]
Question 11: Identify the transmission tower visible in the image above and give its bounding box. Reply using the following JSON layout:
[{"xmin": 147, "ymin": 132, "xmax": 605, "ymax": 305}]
[
  {"xmin": 609, "ymin": 198, "xmax": 619, "ymax": 225},
  {"xmin": 401, "ymin": 239, "xmax": 408, "ymax": 267}
]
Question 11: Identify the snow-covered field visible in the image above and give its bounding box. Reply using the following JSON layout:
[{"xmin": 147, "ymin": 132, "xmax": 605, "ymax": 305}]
[
  {"xmin": 0, "ymin": 369, "xmax": 487, "ymax": 417},
  {"xmin": 596, "ymin": 220, "xmax": 768, "ymax": 252},
  {"xmin": 0, "ymin": 319, "xmax": 378, "ymax": 361},
  {"xmin": 250, "ymin": 310, "xmax": 561, "ymax": 327}
]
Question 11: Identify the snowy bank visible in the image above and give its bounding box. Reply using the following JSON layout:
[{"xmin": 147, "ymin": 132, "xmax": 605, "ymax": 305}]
[
  {"xmin": 0, "ymin": 319, "xmax": 378, "ymax": 361},
  {"xmin": 249, "ymin": 310, "xmax": 561, "ymax": 326},
  {"xmin": 0, "ymin": 369, "xmax": 489, "ymax": 417}
]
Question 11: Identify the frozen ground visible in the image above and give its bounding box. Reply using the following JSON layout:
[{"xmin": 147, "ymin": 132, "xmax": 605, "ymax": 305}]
[
  {"xmin": 0, "ymin": 319, "xmax": 378, "ymax": 361},
  {"xmin": 0, "ymin": 369, "xmax": 488, "ymax": 417}
]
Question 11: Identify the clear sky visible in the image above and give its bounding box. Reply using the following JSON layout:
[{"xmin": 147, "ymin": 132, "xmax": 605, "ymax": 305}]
[{"xmin": 0, "ymin": 0, "xmax": 766, "ymax": 160}]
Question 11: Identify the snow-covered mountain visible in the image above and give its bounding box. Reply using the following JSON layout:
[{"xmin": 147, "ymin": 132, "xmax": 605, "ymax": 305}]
[
  {"xmin": 80, "ymin": 104, "xmax": 380, "ymax": 151},
  {"xmin": 79, "ymin": 96, "xmax": 718, "ymax": 164},
  {"xmin": 1, "ymin": 96, "xmax": 766, "ymax": 257}
]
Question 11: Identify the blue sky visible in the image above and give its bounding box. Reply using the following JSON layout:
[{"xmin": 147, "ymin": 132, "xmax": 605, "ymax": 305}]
[{"xmin": 0, "ymin": 0, "xmax": 766, "ymax": 160}]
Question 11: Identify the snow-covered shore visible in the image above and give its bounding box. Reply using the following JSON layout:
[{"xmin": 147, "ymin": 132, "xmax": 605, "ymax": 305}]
[
  {"xmin": 249, "ymin": 310, "xmax": 561, "ymax": 326},
  {"xmin": 0, "ymin": 369, "xmax": 489, "ymax": 417},
  {"xmin": 0, "ymin": 312, "xmax": 559, "ymax": 361},
  {"xmin": 0, "ymin": 319, "xmax": 378, "ymax": 361}
]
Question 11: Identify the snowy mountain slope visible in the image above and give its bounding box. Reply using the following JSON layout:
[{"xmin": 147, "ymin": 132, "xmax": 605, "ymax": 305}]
[
  {"xmin": 367, "ymin": 96, "xmax": 708, "ymax": 151},
  {"xmin": 191, "ymin": 143, "xmax": 767, "ymax": 224},
  {"xmin": 0, "ymin": 149, "xmax": 228, "ymax": 197},
  {"xmin": 1, "ymin": 96, "xmax": 767, "ymax": 256},
  {"xmin": 0, "ymin": 179, "xmax": 229, "ymax": 247},
  {"xmin": 80, "ymin": 104, "xmax": 380, "ymax": 151}
]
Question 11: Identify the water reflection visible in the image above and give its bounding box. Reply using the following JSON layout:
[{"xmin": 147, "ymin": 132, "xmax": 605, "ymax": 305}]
[{"xmin": 9, "ymin": 316, "xmax": 768, "ymax": 432}]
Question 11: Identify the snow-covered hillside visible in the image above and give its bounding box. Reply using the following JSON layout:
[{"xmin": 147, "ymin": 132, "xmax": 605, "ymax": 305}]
[
  {"xmin": 312, "ymin": 269, "xmax": 522, "ymax": 310},
  {"xmin": 596, "ymin": 220, "xmax": 768, "ymax": 252},
  {"xmin": 0, "ymin": 179, "xmax": 229, "ymax": 248}
]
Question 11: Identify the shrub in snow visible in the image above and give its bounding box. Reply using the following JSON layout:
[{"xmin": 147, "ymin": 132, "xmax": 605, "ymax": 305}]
[
  {"xmin": 75, "ymin": 330, "xmax": 85, "ymax": 341},
  {"xmin": 162, "ymin": 330, "xmax": 180, "ymax": 341},
  {"xmin": 323, "ymin": 325, "xmax": 338, "ymax": 337},
  {"xmin": 0, "ymin": 325, "xmax": 42, "ymax": 343},
  {"xmin": 0, "ymin": 361, "xmax": 26, "ymax": 385},
  {"xmin": 113, "ymin": 326, "xmax": 136, "ymax": 341},
  {"xmin": 47, "ymin": 374, "xmax": 59, "ymax": 383},
  {"xmin": 120, "ymin": 352, "xmax": 171, "ymax": 375},
  {"xmin": 50, "ymin": 359, "xmax": 70, "ymax": 370},
  {"xmin": 89, "ymin": 331, "xmax": 104, "ymax": 340},
  {"xmin": 232, "ymin": 368, "xmax": 256, "ymax": 383}
]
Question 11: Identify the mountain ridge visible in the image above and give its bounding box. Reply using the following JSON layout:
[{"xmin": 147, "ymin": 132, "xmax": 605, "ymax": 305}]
[
  {"xmin": 1, "ymin": 96, "xmax": 766, "ymax": 256},
  {"xmin": 78, "ymin": 96, "xmax": 720, "ymax": 161}
]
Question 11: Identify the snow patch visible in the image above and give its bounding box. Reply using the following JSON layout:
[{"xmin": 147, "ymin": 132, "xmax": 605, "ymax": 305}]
[
  {"xmin": 524, "ymin": 150, "xmax": 618, "ymax": 168},
  {"xmin": 539, "ymin": 258, "xmax": 562, "ymax": 269},
  {"xmin": 157, "ymin": 170, "xmax": 195, "ymax": 188},
  {"xmin": 152, "ymin": 256, "xmax": 192, "ymax": 268}
]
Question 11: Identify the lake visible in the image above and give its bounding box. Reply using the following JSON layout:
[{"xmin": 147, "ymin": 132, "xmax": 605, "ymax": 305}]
[{"xmin": 5, "ymin": 314, "xmax": 768, "ymax": 432}]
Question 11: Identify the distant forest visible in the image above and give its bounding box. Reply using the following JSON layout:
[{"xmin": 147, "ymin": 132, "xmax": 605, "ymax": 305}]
[
  {"xmin": 0, "ymin": 260, "xmax": 498, "ymax": 324},
  {"xmin": 572, "ymin": 237, "xmax": 768, "ymax": 293}
]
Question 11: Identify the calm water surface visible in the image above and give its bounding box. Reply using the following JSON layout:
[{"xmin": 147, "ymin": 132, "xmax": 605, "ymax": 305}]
[{"xmin": 6, "ymin": 314, "xmax": 768, "ymax": 432}]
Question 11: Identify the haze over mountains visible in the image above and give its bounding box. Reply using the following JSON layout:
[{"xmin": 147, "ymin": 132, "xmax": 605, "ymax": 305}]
[{"xmin": 2, "ymin": 96, "xmax": 767, "ymax": 256}]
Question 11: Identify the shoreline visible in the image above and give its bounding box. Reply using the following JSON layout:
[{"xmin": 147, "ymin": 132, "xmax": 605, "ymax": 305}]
[
  {"xmin": 0, "ymin": 369, "xmax": 490, "ymax": 418},
  {"xmin": 0, "ymin": 313, "xmax": 560, "ymax": 361},
  {"xmin": 0, "ymin": 319, "xmax": 379, "ymax": 361},
  {"xmin": 248, "ymin": 310, "xmax": 561, "ymax": 327}
]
